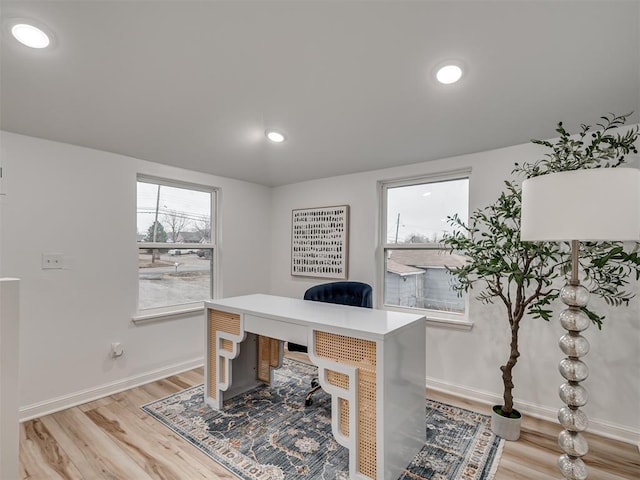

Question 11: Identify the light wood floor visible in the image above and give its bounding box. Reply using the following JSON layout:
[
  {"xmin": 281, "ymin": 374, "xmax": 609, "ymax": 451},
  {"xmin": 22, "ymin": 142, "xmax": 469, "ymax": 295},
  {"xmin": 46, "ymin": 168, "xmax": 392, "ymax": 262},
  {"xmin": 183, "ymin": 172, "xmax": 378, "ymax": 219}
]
[{"xmin": 19, "ymin": 364, "xmax": 640, "ymax": 480}]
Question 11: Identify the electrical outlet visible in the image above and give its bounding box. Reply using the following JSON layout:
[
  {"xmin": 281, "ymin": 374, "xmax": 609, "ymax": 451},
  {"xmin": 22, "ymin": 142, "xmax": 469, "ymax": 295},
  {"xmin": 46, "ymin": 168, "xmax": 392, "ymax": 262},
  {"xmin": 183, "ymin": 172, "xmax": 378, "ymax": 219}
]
[
  {"xmin": 42, "ymin": 253, "xmax": 63, "ymax": 269},
  {"xmin": 110, "ymin": 342, "xmax": 124, "ymax": 358}
]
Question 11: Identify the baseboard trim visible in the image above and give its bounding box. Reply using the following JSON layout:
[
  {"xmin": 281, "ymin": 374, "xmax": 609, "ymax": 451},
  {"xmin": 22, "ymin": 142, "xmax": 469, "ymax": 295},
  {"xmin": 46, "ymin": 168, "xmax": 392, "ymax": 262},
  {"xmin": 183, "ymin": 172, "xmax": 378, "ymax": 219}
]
[
  {"xmin": 426, "ymin": 376, "xmax": 640, "ymax": 447},
  {"xmin": 19, "ymin": 357, "xmax": 204, "ymax": 422}
]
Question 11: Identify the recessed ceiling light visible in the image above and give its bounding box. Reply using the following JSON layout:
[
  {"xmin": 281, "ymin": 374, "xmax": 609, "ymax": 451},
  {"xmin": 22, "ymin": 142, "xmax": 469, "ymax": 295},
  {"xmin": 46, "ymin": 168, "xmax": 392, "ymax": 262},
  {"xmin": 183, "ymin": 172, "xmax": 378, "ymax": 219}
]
[
  {"xmin": 265, "ymin": 130, "xmax": 286, "ymax": 143},
  {"xmin": 435, "ymin": 63, "xmax": 463, "ymax": 85},
  {"xmin": 11, "ymin": 23, "xmax": 50, "ymax": 49}
]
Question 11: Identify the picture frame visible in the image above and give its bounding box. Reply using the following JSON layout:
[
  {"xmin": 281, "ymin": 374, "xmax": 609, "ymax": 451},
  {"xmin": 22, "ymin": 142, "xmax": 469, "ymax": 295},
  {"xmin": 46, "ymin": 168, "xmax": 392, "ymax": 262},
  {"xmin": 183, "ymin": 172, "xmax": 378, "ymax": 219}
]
[{"xmin": 291, "ymin": 205, "xmax": 349, "ymax": 278}]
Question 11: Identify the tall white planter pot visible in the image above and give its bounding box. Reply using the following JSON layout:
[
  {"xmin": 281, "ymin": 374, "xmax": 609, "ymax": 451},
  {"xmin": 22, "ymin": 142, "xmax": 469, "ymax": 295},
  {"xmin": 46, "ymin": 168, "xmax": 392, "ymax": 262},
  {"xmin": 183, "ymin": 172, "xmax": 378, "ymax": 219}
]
[{"xmin": 491, "ymin": 405, "xmax": 521, "ymax": 441}]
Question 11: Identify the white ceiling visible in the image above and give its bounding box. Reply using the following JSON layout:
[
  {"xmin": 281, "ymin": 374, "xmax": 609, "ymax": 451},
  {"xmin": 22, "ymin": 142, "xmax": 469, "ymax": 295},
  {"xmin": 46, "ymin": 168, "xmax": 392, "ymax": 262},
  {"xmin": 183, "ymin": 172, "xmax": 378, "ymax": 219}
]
[{"xmin": 1, "ymin": 1, "xmax": 639, "ymax": 187}]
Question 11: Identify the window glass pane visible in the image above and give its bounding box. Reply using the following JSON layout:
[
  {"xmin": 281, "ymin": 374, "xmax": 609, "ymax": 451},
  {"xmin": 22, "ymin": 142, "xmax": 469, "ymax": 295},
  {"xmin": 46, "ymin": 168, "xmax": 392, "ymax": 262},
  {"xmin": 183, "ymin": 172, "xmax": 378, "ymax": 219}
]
[
  {"xmin": 138, "ymin": 248, "xmax": 213, "ymax": 310},
  {"xmin": 386, "ymin": 178, "xmax": 468, "ymax": 244},
  {"xmin": 383, "ymin": 176, "xmax": 469, "ymax": 316},
  {"xmin": 384, "ymin": 249, "xmax": 465, "ymax": 313},
  {"xmin": 136, "ymin": 179, "xmax": 215, "ymax": 311},
  {"xmin": 137, "ymin": 182, "xmax": 211, "ymax": 244}
]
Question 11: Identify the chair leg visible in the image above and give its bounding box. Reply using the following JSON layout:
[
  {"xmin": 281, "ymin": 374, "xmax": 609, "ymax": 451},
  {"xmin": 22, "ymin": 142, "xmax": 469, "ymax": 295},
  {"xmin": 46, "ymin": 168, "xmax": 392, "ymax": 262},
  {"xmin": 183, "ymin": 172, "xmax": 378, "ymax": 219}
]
[{"xmin": 304, "ymin": 379, "xmax": 322, "ymax": 406}]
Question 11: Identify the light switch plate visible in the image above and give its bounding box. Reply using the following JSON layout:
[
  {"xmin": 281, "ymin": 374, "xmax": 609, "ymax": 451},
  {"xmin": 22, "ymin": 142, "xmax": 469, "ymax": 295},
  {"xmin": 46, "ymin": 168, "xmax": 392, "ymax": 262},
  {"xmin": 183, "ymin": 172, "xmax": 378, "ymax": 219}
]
[{"xmin": 42, "ymin": 253, "xmax": 63, "ymax": 269}]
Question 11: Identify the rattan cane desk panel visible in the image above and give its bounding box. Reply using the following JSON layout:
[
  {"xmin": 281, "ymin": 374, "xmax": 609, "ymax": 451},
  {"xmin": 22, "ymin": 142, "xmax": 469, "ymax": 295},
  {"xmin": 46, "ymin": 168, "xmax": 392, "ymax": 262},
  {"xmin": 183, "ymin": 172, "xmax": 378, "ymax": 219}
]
[
  {"xmin": 358, "ymin": 369, "xmax": 377, "ymax": 479},
  {"xmin": 326, "ymin": 369, "xmax": 349, "ymax": 389},
  {"xmin": 314, "ymin": 331, "xmax": 377, "ymax": 479},
  {"xmin": 315, "ymin": 331, "xmax": 377, "ymax": 367},
  {"xmin": 339, "ymin": 398, "xmax": 350, "ymax": 436},
  {"xmin": 208, "ymin": 309, "xmax": 241, "ymax": 400},
  {"xmin": 327, "ymin": 369, "xmax": 350, "ymax": 436},
  {"xmin": 220, "ymin": 338, "xmax": 234, "ymax": 352}
]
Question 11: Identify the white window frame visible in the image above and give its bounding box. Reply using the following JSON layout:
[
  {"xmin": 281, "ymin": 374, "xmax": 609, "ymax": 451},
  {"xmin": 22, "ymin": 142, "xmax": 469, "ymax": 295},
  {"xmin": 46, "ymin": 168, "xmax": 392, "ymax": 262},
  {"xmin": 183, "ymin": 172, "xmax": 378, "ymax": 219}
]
[
  {"xmin": 378, "ymin": 168, "xmax": 472, "ymax": 329},
  {"xmin": 133, "ymin": 174, "xmax": 219, "ymax": 323}
]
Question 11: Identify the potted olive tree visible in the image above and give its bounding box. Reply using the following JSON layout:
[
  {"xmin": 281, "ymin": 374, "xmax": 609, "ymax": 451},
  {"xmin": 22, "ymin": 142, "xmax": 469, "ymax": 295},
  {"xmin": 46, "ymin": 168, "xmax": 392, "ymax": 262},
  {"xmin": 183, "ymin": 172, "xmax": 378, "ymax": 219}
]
[{"xmin": 443, "ymin": 113, "xmax": 640, "ymax": 440}]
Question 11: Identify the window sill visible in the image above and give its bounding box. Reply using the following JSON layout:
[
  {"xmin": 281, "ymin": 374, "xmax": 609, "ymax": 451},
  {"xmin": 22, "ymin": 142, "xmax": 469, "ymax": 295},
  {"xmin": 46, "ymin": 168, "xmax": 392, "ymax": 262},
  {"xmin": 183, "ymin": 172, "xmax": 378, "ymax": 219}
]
[
  {"xmin": 383, "ymin": 305, "xmax": 473, "ymax": 331},
  {"xmin": 132, "ymin": 303, "xmax": 204, "ymax": 325},
  {"xmin": 424, "ymin": 315, "xmax": 473, "ymax": 331}
]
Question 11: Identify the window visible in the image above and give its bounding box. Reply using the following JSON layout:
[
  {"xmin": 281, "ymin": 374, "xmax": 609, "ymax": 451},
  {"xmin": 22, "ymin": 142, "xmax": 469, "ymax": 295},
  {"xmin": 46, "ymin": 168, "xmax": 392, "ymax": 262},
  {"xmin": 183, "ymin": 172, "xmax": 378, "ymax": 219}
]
[
  {"xmin": 136, "ymin": 176, "xmax": 216, "ymax": 312},
  {"xmin": 380, "ymin": 171, "xmax": 469, "ymax": 320}
]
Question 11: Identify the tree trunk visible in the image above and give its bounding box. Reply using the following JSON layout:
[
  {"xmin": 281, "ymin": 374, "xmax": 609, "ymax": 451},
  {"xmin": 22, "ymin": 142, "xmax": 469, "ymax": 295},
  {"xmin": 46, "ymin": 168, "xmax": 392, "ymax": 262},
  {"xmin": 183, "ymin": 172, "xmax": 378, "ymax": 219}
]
[{"xmin": 500, "ymin": 318, "xmax": 521, "ymax": 415}]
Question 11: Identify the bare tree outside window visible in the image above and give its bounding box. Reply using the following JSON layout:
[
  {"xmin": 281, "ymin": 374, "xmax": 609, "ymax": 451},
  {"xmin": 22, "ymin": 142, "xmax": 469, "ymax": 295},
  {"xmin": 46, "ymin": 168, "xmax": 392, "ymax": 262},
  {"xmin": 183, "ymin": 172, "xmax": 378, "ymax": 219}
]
[
  {"xmin": 195, "ymin": 219, "xmax": 211, "ymax": 242},
  {"xmin": 163, "ymin": 209, "xmax": 192, "ymax": 243}
]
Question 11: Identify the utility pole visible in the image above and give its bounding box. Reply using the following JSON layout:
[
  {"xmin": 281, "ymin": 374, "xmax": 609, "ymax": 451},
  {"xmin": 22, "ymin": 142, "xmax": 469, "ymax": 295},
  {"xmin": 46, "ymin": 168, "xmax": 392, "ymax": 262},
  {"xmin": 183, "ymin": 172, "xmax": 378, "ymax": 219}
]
[
  {"xmin": 152, "ymin": 185, "xmax": 161, "ymax": 262},
  {"xmin": 152, "ymin": 184, "xmax": 160, "ymax": 242},
  {"xmin": 394, "ymin": 213, "xmax": 400, "ymax": 243}
]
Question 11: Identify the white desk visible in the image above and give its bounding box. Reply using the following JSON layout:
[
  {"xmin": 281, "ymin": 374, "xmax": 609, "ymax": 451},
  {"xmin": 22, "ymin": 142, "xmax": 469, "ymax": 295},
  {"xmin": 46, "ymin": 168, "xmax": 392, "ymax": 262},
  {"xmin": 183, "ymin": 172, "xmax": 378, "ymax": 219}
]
[{"xmin": 204, "ymin": 294, "xmax": 426, "ymax": 480}]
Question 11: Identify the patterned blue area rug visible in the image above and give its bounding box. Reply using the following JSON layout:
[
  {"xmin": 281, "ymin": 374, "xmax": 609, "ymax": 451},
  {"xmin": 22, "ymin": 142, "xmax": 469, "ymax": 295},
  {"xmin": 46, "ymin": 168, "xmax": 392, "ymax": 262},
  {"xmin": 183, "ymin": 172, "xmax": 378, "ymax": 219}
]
[{"xmin": 142, "ymin": 358, "xmax": 503, "ymax": 480}]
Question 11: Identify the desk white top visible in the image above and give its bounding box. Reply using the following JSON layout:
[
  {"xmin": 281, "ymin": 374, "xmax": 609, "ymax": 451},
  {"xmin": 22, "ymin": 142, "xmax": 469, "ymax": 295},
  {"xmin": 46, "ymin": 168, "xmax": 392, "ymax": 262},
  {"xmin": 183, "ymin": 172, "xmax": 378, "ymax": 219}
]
[{"xmin": 206, "ymin": 294, "xmax": 424, "ymax": 340}]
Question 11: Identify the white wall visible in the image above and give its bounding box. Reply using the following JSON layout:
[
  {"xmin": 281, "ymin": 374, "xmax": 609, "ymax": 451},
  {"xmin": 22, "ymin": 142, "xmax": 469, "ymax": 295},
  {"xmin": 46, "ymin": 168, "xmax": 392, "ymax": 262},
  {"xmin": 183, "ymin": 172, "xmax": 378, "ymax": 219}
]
[
  {"xmin": 269, "ymin": 142, "xmax": 640, "ymax": 443},
  {"xmin": 0, "ymin": 132, "xmax": 272, "ymax": 418}
]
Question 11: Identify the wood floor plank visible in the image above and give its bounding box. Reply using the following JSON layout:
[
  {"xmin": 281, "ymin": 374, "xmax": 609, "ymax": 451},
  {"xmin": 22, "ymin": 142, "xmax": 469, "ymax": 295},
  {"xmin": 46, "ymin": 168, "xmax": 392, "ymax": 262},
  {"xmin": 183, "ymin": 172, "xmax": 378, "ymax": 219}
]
[
  {"xmin": 86, "ymin": 401, "xmax": 235, "ymax": 479},
  {"xmin": 19, "ymin": 364, "xmax": 640, "ymax": 480},
  {"xmin": 163, "ymin": 373, "xmax": 193, "ymax": 391},
  {"xmin": 85, "ymin": 406, "xmax": 185, "ymax": 480},
  {"xmin": 19, "ymin": 419, "xmax": 83, "ymax": 480},
  {"xmin": 117, "ymin": 383, "xmax": 238, "ymax": 479},
  {"xmin": 140, "ymin": 378, "xmax": 185, "ymax": 401},
  {"xmin": 112, "ymin": 387, "xmax": 161, "ymax": 421},
  {"xmin": 43, "ymin": 408, "xmax": 154, "ymax": 480},
  {"xmin": 77, "ymin": 396, "xmax": 114, "ymax": 413}
]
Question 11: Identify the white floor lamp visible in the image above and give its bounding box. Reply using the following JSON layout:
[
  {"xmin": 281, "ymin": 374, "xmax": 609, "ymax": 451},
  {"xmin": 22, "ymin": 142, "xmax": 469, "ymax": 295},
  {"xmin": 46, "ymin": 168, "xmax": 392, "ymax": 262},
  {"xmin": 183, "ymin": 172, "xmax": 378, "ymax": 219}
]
[{"xmin": 520, "ymin": 167, "xmax": 640, "ymax": 480}]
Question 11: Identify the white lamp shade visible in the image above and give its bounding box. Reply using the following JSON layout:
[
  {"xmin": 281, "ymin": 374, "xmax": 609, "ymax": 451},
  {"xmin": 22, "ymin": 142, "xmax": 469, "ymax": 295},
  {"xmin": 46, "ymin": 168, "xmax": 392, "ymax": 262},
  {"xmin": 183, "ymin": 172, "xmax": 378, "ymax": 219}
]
[{"xmin": 521, "ymin": 168, "xmax": 640, "ymax": 241}]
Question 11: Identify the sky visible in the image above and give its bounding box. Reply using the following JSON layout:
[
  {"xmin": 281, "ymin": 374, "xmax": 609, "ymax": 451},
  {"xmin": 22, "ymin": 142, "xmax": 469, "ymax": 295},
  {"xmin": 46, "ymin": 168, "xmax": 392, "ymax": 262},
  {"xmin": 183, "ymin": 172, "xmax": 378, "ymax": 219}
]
[
  {"xmin": 137, "ymin": 181, "xmax": 211, "ymax": 236},
  {"xmin": 386, "ymin": 178, "xmax": 469, "ymax": 243}
]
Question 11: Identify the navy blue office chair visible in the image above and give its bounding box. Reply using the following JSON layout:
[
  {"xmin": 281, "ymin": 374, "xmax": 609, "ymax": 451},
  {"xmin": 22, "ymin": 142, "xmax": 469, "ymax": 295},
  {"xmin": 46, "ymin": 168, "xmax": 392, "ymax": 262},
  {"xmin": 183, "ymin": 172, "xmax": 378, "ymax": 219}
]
[{"xmin": 288, "ymin": 281, "xmax": 373, "ymax": 406}]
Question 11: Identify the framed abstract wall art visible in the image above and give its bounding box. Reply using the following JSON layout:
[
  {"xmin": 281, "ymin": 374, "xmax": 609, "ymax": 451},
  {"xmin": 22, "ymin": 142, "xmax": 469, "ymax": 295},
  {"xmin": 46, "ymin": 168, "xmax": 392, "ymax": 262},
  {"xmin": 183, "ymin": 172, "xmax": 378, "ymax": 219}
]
[{"xmin": 291, "ymin": 205, "xmax": 349, "ymax": 278}]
